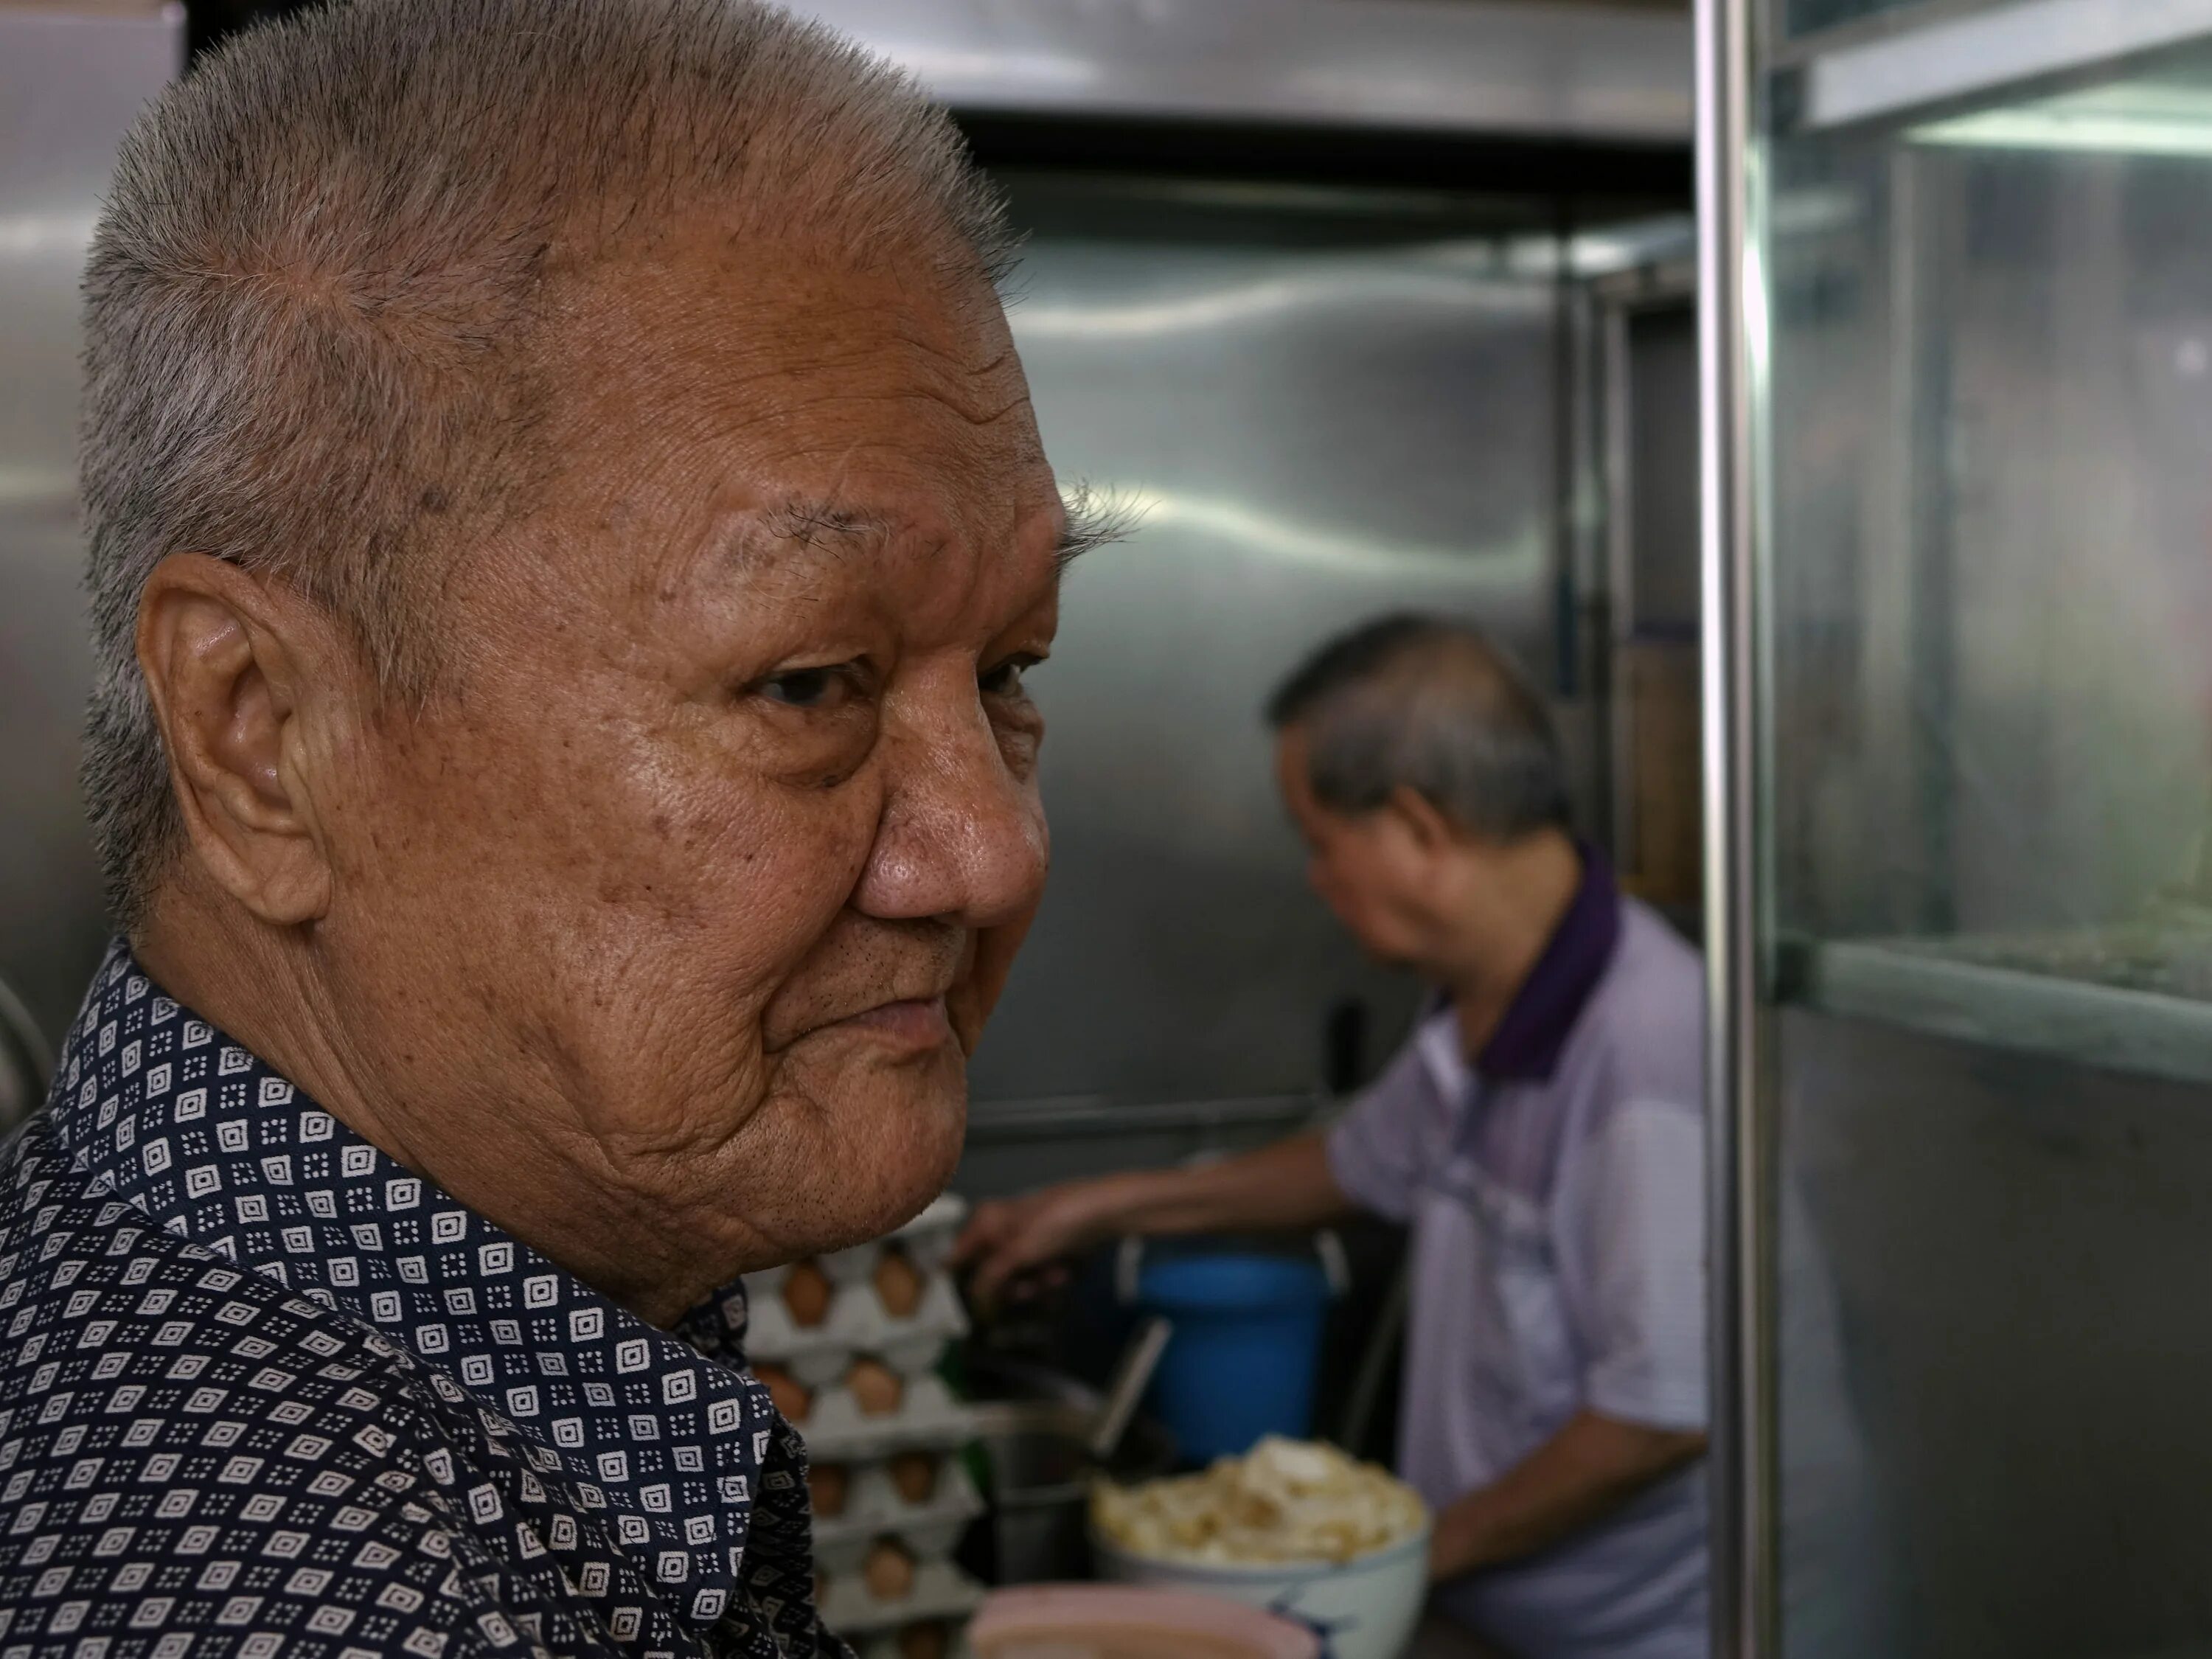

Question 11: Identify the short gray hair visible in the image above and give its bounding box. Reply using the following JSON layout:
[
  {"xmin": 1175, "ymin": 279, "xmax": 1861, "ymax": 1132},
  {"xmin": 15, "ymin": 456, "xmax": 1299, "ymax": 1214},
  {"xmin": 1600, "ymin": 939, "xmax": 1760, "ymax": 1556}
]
[
  {"xmin": 81, "ymin": 0, "xmax": 1014, "ymax": 926},
  {"xmin": 1266, "ymin": 613, "xmax": 1571, "ymax": 839}
]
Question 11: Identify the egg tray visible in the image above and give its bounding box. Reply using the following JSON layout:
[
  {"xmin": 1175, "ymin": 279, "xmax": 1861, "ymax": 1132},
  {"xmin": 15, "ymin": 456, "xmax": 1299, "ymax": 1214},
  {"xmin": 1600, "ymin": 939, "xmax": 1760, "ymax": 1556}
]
[
  {"xmin": 827, "ymin": 1191, "xmax": 968, "ymax": 1284},
  {"xmin": 792, "ymin": 1371, "xmax": 976, "ymax": 1463},
  {"xmin": 754, "ymin": 1192, "xmax": 967, "ymax": 1297},
  {"xmin": 743, "ymin": 1269, "xmax": 969, "ymax": 1387},
  {"xmin": 850, "ymin": 1625, "xmax": 973, "ymax": 1659},
  {"xmin": 820, "ymin": 1556, "xmax": 985, "ymax": 1638},
  {"xmin": 812, "ymin": 1455, "xmax": 984, "ymax": 1576}
]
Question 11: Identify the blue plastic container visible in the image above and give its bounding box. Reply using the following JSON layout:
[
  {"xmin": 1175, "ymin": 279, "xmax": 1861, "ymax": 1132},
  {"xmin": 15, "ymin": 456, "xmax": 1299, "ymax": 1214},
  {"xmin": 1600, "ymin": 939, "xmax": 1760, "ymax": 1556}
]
[{"xmin": 1135, "ymin": 1252, "xmax": 1332, "ymax": 1464}]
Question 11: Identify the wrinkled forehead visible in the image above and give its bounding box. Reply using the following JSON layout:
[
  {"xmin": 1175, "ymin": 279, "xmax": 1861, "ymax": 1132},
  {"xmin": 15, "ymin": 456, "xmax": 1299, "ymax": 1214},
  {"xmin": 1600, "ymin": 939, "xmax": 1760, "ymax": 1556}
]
[{"xmin": 541, "ymin": 232, "xmax": 1051, "ymax": 534}]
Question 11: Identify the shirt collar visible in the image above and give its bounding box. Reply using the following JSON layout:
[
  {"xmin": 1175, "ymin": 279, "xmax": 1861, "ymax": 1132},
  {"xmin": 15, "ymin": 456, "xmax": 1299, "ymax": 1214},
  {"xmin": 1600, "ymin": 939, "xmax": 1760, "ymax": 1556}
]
[
  {"xmin": 1473, "ymin": 842, "xmax": 1623, "ymax": 1083},
  {"xmin": 44, "ymin": 939, "xmax": 801, "ymax": 1635}
]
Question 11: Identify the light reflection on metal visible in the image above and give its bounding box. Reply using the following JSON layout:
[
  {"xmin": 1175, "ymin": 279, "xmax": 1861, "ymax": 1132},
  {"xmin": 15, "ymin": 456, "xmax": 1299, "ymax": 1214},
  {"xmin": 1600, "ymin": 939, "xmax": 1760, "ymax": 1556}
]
[
  {"xmin": 1697, "ymin": 0, "xmax": 1775, "ymax": 1646},
  {"xmin": 863, "ymin": 44, "xmax": 1102, "ymax": 93},
  {"xmin": 785, "ymin": 0, "xmax": 1691, "ymax": 141},
  {"xmin": 0, "ymin": 212, "xmax": 100, "ymax": 257},
  {"xmin": 1068, "ymin": 483, "xmax": 1548, "ymax": 586},
  {"xmin": 1007, "ymin": 232, "xmax": 1710, "ymax": 344},
  {"xmin": 1012, "ymin": 267, "xmax": 1545, "ymax": 341}
]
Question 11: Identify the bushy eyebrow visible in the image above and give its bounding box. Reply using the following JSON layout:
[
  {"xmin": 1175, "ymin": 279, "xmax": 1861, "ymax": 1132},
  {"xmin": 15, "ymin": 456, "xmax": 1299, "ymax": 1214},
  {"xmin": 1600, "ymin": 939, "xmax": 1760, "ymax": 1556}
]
[
  {"xmin": 734, "ymin": 486, "xmax": 1135, "ymax": 576},
  {"xmin": 1054, "ymin": 481, "xmax": 1139, "ymax": 574}
]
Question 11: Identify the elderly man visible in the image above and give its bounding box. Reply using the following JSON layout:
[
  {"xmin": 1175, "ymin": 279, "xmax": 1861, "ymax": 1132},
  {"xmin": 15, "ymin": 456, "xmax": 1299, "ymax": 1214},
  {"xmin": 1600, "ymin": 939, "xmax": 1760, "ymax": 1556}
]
[
  {"xmin": 3, "ymin": 0, "xmax": 1085, "ymax": 1652},
  {"xmin": 959, "ymin": 616, "xmax": 1709, "ymax": 1659}
]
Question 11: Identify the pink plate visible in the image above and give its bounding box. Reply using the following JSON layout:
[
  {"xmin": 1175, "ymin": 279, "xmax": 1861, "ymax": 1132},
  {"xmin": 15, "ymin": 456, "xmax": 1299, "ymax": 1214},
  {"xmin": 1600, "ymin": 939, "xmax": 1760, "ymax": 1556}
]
[{"xmin": 970, "ymin": 1584, "xmax": 1323, "ymax": 1659}]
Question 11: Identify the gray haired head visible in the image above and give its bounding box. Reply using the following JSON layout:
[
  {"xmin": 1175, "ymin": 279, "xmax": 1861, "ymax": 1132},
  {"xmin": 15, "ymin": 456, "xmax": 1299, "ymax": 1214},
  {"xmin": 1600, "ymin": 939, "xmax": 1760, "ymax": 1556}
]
[
  {"xmin": 80, "ymin": 0, "xmax": 1013, "ymax": 927},
  {"xmin": 1266, "ymin": 613, "xmax": 1571, "ymax": 840}
]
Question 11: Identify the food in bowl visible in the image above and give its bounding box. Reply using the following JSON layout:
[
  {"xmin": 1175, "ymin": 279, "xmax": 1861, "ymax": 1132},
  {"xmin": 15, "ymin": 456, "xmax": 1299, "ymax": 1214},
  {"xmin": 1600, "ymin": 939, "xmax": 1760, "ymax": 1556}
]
[
  {"xmin": 1091, "ymin": 1436, "xmax": 1425, "ymax": 1567},
  {"xmin": 1090, "ymin": 1440, "xmax": 1429, "ymax": 1659}
]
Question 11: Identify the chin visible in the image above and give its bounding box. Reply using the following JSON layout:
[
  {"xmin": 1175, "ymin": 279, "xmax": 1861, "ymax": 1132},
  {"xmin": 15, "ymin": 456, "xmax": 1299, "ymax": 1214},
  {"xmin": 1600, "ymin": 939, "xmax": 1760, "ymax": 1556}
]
[{"xmin": 779, "ymin": 1052, "xmax": 969, "ymax": 1259}]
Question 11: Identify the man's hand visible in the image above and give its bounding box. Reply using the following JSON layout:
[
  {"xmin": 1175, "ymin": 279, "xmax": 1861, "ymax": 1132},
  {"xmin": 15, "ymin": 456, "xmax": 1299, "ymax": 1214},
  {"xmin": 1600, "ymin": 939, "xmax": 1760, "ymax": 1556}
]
[
  {"xmin": 954, "ymin": 1134, "xmax": 1357, "ymax": 1311},
  {"xmin": 953, "ymin": 1180, "xmax": 1125, "ymax": 1308}
]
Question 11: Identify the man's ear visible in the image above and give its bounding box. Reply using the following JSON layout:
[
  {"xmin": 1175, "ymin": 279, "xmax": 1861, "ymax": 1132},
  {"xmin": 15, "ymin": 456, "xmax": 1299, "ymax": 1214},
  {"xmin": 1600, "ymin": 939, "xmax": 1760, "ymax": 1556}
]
[
  {"xmin": 1384, "ymin": 785, "xmax": 1458, "ymax": 854},
  {"xmin": 136, "ymin": 553, "xmax": 344, "ymax": 927}
]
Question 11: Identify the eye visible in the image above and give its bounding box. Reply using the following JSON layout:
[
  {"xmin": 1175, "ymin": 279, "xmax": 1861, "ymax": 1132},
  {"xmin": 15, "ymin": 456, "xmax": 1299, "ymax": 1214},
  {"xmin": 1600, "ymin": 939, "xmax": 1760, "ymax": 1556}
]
[
  {"xmin": 981, "ymin": 654, "xmax": 1042, "ymax": 698},
  {"xmin": 753, "ymin": 664, "xmax": 862, "ymax": 709}
]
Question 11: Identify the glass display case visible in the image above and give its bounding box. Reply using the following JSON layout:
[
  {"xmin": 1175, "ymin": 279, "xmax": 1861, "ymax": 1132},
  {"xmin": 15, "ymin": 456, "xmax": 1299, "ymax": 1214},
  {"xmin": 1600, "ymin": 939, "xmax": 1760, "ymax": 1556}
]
[
  {"xmin": 1708, "ymin": 1, "xmax": 2212, "ymax": 1655},
  {"xmin": 1768, "ymin": 3, "xmax": 2212, "ymax": 1080}
]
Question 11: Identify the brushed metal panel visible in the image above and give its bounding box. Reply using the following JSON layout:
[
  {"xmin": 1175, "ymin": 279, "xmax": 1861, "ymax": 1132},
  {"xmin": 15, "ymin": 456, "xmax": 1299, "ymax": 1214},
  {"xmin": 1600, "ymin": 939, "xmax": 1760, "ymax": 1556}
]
[
  {"xmin": 787, "ymin": 0, "xmax": 1691, "ymax": 142},
  {"xmin": 967, "ymin": 181, "xmax": 1565, "ymax": 1109},
  {"xmin": 0, "ymin": 5, "xmax": 180, "ymax": 1055}
]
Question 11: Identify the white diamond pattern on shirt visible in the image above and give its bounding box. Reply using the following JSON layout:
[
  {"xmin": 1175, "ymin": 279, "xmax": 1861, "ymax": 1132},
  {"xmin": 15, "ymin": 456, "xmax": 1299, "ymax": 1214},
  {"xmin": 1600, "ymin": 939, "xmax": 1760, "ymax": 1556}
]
[{"xmin": 0, "ymin": 941, "xmax": 842, "ymax": 1658}]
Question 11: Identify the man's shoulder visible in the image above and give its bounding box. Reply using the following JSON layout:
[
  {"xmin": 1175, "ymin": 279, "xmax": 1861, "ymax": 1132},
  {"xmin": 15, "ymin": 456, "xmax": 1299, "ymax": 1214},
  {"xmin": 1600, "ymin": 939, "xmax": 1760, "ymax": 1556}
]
[
  {"xmin": 1573, "ymin": 900, "xmax": 1705, "ymax": 1109},
  {"xmin": 0, "ymin": 1124, "xmax": 529, "ymax": 1657}
]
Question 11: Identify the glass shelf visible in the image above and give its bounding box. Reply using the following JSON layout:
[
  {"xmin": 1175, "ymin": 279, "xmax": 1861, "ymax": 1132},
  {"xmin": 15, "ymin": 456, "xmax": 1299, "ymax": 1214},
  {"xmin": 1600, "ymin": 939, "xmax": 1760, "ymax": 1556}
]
[{"xmin": 1780, "ymin": 924, "xmax": 2212, "ymax": 1085}]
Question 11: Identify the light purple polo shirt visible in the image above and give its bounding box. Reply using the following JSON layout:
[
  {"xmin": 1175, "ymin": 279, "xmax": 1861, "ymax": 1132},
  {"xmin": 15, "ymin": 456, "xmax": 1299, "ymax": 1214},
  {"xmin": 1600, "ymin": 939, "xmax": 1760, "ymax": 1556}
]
[{"xmin": 1326, "ymin": 857, "xmax": 1708, "ymax": 1659}]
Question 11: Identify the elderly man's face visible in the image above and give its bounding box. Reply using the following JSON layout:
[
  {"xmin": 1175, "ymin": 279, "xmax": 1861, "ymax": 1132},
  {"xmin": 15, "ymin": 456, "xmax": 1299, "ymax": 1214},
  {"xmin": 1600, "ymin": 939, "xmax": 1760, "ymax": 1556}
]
[{"xmin": 313, "ymin": 233, "xmax": 1061, "ymax": 1302}]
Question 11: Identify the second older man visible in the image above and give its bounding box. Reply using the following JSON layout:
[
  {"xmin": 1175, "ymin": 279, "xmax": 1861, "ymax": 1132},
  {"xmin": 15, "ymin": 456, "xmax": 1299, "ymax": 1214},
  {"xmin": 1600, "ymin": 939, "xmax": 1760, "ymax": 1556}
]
[
  {"xmin": 959, "ymin": 616, "xmax": 1710, "ymax": 1659},
  {"xmin": 1, "ymin": 1, "xmax": 1090, "ymax": 1652}
]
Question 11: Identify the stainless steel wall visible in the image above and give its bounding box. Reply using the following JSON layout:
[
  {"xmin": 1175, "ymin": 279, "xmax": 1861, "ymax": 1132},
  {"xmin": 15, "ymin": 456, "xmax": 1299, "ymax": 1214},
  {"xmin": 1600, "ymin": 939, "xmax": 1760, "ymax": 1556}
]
[
  {"xmin": 963, "ymin": 178, "xmax": 1571, "ymax": 1128},
  {"xmin": 0, "ymin": 6, "xmax": 179, "ymax": 1074}
]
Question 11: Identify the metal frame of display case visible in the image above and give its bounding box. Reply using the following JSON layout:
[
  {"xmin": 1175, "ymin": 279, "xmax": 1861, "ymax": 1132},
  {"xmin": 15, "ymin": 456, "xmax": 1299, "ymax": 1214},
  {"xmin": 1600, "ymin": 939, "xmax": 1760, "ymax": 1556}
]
[
  {"xmin": 1792, "ymin": 0, "xmax": 2212, "ymax": 128},
  {"xmin": 1695, "ymin": 0, "xmax": 1772, "ymax": 1652},
  {"xmin": 1779, "ymin": 936, "xmax": 2212, "ymax": 1085},
  {"xmin": 1705, "ymin": 1, "xmax": 2212, "ymax": 1655}
]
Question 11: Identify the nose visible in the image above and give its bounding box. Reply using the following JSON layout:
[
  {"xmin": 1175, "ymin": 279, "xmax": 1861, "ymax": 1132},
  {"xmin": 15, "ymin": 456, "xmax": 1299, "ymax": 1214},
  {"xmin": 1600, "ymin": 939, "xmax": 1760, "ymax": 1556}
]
[{"xmin": 852, "ymin": 687, "xmax": 1048, "ymax": 930}]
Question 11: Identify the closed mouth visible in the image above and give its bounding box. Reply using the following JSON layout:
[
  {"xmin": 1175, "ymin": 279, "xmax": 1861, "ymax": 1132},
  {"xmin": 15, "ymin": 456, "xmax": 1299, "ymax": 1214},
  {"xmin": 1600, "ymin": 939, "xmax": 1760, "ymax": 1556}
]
[{"xmin": 834, "ymin": 994, "xmax": 954, "ymax": 1053}]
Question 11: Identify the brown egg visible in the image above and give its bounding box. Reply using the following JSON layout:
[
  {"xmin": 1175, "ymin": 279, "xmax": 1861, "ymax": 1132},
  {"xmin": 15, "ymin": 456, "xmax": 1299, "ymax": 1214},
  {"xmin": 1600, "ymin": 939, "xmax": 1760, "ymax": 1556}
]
[
  {"xmin": 756, "ymin": 1363, "xmax": 812, "ymax": 1424},
  {"xmin": 897, "ymin": 1621, "xmax": 949, "ymax": 1659},
  {"xmin": 846, "ymin": 1357, "xmax": 904, "ymax": 1417},
  {"xmin": 781, "ymin": 1260, "xmax": 835, "ymax": 1328},
  {"xmin": 808, "ymin": 1463, "xmax": 849, "ymax": 1519},
  {"xmin": 863, "ymin": 1539, "xmax": 916, "ymax": 1601},
  {"xmin": 873, "ymin": 1248, "xmax": 926, "ymax": 1318},
  {"xmin": 887, "ymin": 1451, "xmax": 938, "ymax": 1506}
]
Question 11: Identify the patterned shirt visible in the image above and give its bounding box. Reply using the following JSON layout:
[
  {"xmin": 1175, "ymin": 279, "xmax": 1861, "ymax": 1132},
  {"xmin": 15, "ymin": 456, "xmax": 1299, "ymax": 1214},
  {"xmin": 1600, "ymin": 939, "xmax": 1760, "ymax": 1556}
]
[{"xmin": 0, "ymin": 942, "xmax": 840, "ymax": 1659}]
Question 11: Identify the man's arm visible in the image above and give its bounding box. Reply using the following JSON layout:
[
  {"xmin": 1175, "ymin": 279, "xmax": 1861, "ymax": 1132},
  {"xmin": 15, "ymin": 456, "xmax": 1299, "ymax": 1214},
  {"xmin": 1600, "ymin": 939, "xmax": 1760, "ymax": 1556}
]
[
  {"xmin": 1427, "ymin": 1408, "xmax": 1706, "ymax": 1580},
  {"xmin": 952, "ymin": 1130, "xmax": 1356, "ymax": 1304}
]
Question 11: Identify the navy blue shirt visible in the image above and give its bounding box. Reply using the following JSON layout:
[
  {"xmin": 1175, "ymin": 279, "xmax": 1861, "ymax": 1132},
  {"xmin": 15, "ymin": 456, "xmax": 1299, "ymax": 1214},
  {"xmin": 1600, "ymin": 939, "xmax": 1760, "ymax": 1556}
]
[{"xmin": 0, "ymin": 943, "xmax": 839, "ymax": 1658}]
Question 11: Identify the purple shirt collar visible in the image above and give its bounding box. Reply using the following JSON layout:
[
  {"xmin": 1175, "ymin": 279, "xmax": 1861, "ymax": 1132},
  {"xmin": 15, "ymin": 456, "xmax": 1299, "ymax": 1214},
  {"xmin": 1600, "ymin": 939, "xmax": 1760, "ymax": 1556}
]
[{"xmin": 1473, "ymin": 842, "xmax": 1623, "ymax": 1082}]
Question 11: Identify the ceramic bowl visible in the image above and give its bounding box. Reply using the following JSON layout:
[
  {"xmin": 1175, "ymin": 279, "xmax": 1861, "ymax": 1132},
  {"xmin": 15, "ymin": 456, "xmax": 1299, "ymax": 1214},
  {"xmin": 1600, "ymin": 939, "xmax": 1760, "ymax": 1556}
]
[{"xmin": 1090, "ymin": 1525, "xmax": 1430, "ymax": 1659}]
